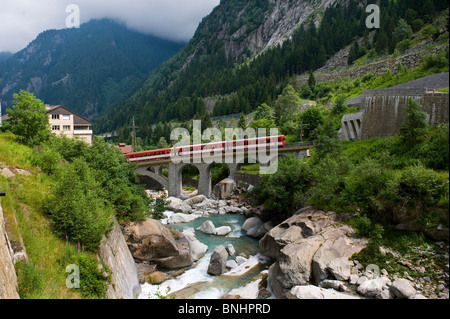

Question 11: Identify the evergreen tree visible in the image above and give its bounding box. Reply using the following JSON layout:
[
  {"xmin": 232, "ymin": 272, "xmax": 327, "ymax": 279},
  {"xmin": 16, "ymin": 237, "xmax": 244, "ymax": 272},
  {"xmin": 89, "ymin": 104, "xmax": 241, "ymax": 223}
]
[{"xmin": 238, "ymin": 112, "xmax": 247, "ymax": 130}]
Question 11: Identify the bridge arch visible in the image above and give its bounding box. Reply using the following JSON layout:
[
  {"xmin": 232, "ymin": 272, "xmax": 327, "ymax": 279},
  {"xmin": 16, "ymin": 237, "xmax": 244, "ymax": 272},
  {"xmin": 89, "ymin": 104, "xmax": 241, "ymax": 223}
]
[{"xmin": 135, "ymin": 165, "xmax": 169, "ymax": 191}]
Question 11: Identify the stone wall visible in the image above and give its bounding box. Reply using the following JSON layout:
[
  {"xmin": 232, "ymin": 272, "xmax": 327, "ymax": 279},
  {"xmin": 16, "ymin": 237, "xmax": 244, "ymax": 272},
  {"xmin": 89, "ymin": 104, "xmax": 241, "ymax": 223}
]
[
  {"xmin": 298, "ymin": 44, "xmax": 449, "ymax": 86},
  {"xmin": 0, "ymin": 199, "xmax": 20, "ymax": 299},
  {"xmin": 360, "ymin": 89, "xmax": 449, "ymax": 140}
]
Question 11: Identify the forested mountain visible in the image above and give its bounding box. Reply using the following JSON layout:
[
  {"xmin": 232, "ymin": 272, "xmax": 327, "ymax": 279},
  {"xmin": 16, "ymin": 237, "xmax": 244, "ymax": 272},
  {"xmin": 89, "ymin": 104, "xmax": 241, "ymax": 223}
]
[
  {"xmin": 0, "ymin": 52, "xmax": 13, "ymax": 63},
  {"xmin": 95, "ymin": 0, "xmax": 449, "ymax": 139},
  {"xmin": 0, "ymin": 19, "xmax": 185, "ymax": 119}
]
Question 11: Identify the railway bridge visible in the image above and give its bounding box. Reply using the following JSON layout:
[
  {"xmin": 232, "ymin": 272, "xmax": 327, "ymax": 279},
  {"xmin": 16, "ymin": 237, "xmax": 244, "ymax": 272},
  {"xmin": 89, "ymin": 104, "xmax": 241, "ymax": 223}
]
[{"xmin": 134, "ymin": 145, "xmax": 313, "ymax": 198}]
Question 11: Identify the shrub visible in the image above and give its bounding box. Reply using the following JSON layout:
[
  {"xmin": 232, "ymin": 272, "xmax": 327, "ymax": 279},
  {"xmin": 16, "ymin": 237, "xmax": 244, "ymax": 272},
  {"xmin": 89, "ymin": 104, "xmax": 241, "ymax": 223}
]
[
  {"xmin": 397, "ymin": 165, "xmax": 445, "ymax": 207},
  {"xmin": 30, "ymin": 144, "xmax": 65, "ymax": 175},
  {"xmin": 252, "ymin": 155, "xmax": 313, "ymax": 221},
  {"xmin": 45, "ymin": 159, "xmax": 114, "ymax": 252},
  {"xmin": 69, "ymin": 253, "xmax": 111, "ymax": 299}
]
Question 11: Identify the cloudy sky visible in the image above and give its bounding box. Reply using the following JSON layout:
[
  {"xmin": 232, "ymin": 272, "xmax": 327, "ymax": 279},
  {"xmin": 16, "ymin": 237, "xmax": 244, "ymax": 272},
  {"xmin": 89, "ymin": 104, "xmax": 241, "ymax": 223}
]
[{"xmin": 0, "ymin": 0, "xmax": 220, "ymax": 53}]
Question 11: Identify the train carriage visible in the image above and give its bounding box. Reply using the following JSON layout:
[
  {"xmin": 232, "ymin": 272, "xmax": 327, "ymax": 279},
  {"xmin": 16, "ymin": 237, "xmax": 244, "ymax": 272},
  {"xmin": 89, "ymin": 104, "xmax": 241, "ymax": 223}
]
[{"xmin": 126, "ymin": 135, "xmax": 286, "ymax": 163}]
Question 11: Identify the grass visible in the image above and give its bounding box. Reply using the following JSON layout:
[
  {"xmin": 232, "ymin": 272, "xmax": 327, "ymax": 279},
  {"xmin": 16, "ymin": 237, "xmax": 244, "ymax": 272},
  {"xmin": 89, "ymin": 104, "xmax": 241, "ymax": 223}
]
[
  {"xmin": 237, "ymin": 163, "xmax": 261, "ymax": 175},
  {"xmin": 0, "ymin": 132, "xmax": 81, "ymax": 299}
]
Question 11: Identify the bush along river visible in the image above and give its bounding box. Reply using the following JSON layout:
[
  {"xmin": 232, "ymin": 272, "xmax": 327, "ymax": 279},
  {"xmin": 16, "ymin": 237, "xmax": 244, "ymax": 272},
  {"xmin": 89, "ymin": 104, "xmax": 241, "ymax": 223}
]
[{"xmin": 135, "ymin": 192, "xmax": 273, "ymax": 299}]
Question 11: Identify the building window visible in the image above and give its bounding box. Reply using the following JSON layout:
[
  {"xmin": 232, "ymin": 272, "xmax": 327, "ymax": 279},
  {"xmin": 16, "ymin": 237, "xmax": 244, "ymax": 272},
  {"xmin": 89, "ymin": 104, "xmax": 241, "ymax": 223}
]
[
  {"xmin": 52, "ymin": 125, "xmax": 60, "ymax": 131},
  {"xmin": 52, "ymin": 114, "xmax": 60, "ymax": 120},
  {"xmin": 63, "ymin": 125, "xmax": 71, "ymax": 131},
  {"xmin": 62, "ymin": 114, "xmax": 70, "ymax": 120}
]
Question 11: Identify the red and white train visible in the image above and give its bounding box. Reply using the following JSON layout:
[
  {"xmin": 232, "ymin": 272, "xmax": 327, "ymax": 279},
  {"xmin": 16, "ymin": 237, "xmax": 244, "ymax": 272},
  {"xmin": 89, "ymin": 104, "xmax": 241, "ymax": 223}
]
[{"xmin": 126, "ymin": 135, "xmax": 286, "ymax": 163}]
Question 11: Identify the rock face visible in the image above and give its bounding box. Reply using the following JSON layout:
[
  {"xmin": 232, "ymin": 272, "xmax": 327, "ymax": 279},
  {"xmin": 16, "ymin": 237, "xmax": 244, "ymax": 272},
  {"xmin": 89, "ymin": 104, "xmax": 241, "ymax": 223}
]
[
  {"xmin": 263, "ymin": 207, "xmax": 368, "ymax": 298},
  {"xmin": 208, "ymin": 246, "xmax": 229, "ymax": 276},
  {"xmin": 0, "ymin": 200, "xmax": 20, "ymax": 299},
  {"xmin": 99, "ymin": 219, "xmax": 141, "ymax": 299}
]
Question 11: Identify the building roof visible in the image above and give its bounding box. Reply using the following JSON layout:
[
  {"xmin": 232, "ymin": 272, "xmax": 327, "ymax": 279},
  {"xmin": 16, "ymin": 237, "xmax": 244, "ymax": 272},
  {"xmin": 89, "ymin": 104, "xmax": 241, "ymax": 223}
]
[
  {"xmin": 114, "ymin": 144, "xmax": 133, "ymax": 154},
  {"xmin": 46, "ymin": 105, "xmax": 91, "ymax": 125}
]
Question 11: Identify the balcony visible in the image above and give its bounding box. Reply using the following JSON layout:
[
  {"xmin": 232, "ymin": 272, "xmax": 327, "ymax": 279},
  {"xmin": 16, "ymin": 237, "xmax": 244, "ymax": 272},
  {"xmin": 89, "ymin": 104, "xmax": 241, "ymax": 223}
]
[{"xmin": 73, "ymin": 130, "xmax": 93, "ymax": 135}]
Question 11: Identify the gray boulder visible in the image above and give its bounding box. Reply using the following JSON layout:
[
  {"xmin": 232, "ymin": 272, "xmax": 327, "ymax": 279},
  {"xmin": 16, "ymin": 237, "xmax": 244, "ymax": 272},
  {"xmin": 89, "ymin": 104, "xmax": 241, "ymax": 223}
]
[
  {"xmin": 196, "ymin": 220, "xmax": 217, "ymax": 235},
  {"xmin": 357, "ymin": 277, "xmax": 391, "ymax": 297},
  {"xmin": 287, "ymin": 285, "xmax": 360, "ymax": 299},
  {"xmin": 390, "ymin": 278, "xmax": 417, "ymax": 299},
  {"xmin": 208, "ymin": 246, "xmax": 228, "ymax": 276}
]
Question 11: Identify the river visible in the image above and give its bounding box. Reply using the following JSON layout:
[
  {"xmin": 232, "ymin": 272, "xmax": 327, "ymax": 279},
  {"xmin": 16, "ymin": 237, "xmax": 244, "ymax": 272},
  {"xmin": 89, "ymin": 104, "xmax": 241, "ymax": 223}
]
[{"xmin": 138, "ymin": 211, "xmax": 269, "ymax": 299}]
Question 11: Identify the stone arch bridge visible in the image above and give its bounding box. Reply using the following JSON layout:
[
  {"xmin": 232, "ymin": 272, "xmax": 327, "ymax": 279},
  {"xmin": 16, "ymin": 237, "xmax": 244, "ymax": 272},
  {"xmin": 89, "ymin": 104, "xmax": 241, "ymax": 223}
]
[{"xmin": 134, "ymin": 145, "xmax": 313, "ymax": 198}]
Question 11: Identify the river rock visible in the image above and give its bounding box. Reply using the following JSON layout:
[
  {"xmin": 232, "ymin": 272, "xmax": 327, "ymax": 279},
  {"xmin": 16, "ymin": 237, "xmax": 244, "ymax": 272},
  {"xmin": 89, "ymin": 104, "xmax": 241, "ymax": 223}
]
[
  {"xmin": 208, "ymin": 246, "xmax": 228, "ymax": 276},
  {"xmin": 390, "ymin": 278, "xmax": 417, "ymax": 299},
  {"xmin": 320, "ymin": 280, "xmax": 346, "ymax": 292},
  {"xmin": 287, "ymin": 285, "xmax": 360, "ymax": 299},
  {"xmin": 216, "ymin": 226, "xmax": 232, "ymax": 236},
  {"xmin": 182, "ymin": 229, "xmax": 208, "ymax": 261},
  {"xmin": 154, "ymin": 237, "xmax": 194, "ymax": 269},
  {"xmin": 168, "ymin": 213, "xmax": 200, "ymax": 224},
  {"xmin": 226, "ymin": 244, "xmax": 236, "ymax": 256},
  {"xmin": 212, "ymin": 178, "xmax": 236, "ymax": 200},
  {"xmin": 357, "ymin": 277, "xmax": 391, "ymax": 297},
  {"xmin": 196, "ymin": 220, "xmax": 217, "ymax": 235},
  {"xmin": 124, "ymin": 219, "xmax": 179, "ymax": 262},
  {"xmin": 183, "ymin": 195, "xmax": 207, "ymax": 207},
  {"xmin": 242, "ymin": 217, "xmax": 264, "ymax": 233},
  {"xmin": 167, "ymin": 197, "xmax": 183, "ymax": 210},
  {"xmin": 312, "ymin": 234, "xmax": 366, "ymax": 284},
  {"xmin": 327, "ymin": 257, "xmax": 353, "ymax": 281},
  {"xmin": 226, "ymin": 260, "xmax": 239, "ymax": 269}
]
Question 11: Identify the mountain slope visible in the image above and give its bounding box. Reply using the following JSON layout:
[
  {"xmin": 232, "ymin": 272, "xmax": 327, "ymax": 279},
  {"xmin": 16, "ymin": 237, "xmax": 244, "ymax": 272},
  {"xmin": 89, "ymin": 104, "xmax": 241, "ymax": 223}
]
[
  {"xmin": 95, "ymin": 0, "xmax": 336, "ymax": 132},
  {"xmin": 0, "ymin": 19, "xmax": 185, "ymax": 119},
  {"xmin": 97, "ymin": 0, "xmax": 449, "ymax": 136}
]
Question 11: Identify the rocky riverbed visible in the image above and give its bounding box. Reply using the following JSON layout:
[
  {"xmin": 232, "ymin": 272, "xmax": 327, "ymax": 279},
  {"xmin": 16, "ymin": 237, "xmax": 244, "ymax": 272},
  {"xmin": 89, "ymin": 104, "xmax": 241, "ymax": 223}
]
[{"xmin": 122, "ymin": 187, "xmax": 448, "ymax": 299}]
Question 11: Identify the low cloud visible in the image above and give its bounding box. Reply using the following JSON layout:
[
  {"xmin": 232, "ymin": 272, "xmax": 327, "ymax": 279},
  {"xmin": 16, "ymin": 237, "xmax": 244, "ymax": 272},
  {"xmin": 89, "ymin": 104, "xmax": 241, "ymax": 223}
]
[{"xmin": 0, "ymin": 0, "xmax": 219, "ymax": 53}]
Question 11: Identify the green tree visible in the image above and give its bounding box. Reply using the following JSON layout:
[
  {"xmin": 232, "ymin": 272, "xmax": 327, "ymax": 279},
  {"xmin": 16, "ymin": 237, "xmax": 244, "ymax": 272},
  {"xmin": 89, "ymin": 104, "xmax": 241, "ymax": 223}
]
[
  {"xmin": 45, "ymin": 159, "xmax": 114, "ymax": 252},
  {"xmin": 300, "ymin": 106, "xmax": 325, "ymax": 141},
  {"xmin": 254, "ymin": 103, "xmax": 274, "ymax": 121},
  {"xmin": 7, "ymin": 90, "xmax": 50, "ymax": 146},
  {"xmin": 399, "ymin": 99, "xmax": 429, "ymax": 146},
  {"xmin": 238, "ymin": 112, "xmax": 247, "ymax": 130},
  {"xmin": 275, "ymin": 85, "xmax": 302, "ymax": 126},
  {"xmin": 393, "ymin": 19, "xmax": 413, "ymax": 43}
]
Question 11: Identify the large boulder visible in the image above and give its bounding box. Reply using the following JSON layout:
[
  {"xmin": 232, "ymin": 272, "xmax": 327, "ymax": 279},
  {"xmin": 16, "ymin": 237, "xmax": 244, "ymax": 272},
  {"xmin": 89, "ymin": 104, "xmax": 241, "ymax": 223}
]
[
  {"xmin": 196, "ymin": 220, "xmax": 217, "ymax": 235},
  {"xmin": 264, "ymin": 207, "xmax": 368, "ymax": 298},
  {"xmin": 311, "ymin": 231, "xmax": 366, "ymax": 284},
  {"xmin": 357, "ymin": 277, "xmax": 391, "ymax": 297},
  {"xmin": 155, "ymin": 237, "xmax": 194, "ymax": 269},
  {"xmin": 259, "ymin": 207, "xmax": 337, "ymax": 259},
  {"xmin": 207, "ymin": 246, "xmax": 229, "ymax": 276},
  {"xmin": 212, "ymin": 178, "xmax": 236, "ymax": 200},
  {"xmin": 270, "ymin": 236, "xmax": 324, "ymax": 293},
  {"xmin": 183, "ymin": 195, "xmax": 207, "ymax": 207},
  {"xmin": 124, "ymin": 219, "xmax": 179, "ymax": 262},
  {"xmin": 390, "ymin": 278, "xmax": 417, "ymax": 299},
  {"xmin": 242, "ymin": 217, "xmax": 264, "ymax": 233},
  {"xmin": 182, "ymin": 228, "xmax": 208, "ymax": 261},
  {"xmin": 168, "ymin": 213, "xmax": 200, "ymax": 224}
]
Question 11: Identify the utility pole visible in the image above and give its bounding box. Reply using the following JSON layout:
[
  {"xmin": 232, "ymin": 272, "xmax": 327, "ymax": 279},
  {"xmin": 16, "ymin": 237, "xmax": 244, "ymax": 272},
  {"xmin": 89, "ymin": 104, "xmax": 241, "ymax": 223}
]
[
  {"xmin": 300, "ymin": 119, "xmax": 310, "ymax": 145},
  {"xmin": 0, "ymin": 102, "xmax": 2, "ymax": 128},
  {"xmin": 130, "ymin": 117, "xmax": 138, "ymax": 152}
]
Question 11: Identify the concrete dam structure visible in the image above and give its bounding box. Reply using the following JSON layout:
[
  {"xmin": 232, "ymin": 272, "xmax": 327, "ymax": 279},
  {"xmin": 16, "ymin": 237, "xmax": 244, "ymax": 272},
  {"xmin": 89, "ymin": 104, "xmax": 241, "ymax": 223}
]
[{"xmin": 341, "ymin": 87, "xmax": 449, "ymax": 141}]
